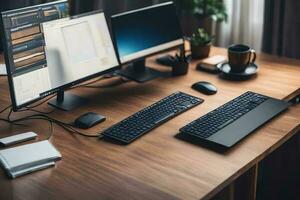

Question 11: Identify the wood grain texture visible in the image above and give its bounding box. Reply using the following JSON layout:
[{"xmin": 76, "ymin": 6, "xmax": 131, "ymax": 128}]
[{"xmin": 0, "ymin": 47, "xmax": 300, "ymax": 200}]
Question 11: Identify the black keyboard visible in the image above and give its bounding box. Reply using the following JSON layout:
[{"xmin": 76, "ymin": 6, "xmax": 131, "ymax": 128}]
[
  {"xmin": 101, "ymin": 92, "xmax": 204, "ymax": 144},
  {"xmin": 179, "ymin": 91, "xmax": 290, "ymax": 149},
  {"xmin": 180, "ymin": 92, "xmax": 269, "ymax": 139}
]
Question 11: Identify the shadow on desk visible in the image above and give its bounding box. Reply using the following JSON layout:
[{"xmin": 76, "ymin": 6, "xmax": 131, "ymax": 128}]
[{"xmin": 0, "ymin": 173, "xmax": 12, "ymax": 200}]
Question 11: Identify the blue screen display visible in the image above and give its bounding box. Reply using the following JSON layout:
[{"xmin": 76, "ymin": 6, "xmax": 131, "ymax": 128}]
[{"xmin": 112, "ymin": 3, "xmax": 182, "ymax": 59}]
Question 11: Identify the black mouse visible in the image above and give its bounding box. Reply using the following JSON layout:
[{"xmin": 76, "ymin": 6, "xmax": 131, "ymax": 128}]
[
  {"xmin": 74, "ymin": 112, "xmax": 106, "ymax": 129},
  {"xmin": 192, "ymin": 81, "xmax": 217, "ymax": 95}
]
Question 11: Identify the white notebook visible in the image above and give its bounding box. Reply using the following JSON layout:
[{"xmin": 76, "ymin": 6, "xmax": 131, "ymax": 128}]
[
  {"xmin": 0, "ymin": 64, "xmax": 7, "ymax": 75},
  {"xmin": 0, "ymin": 141, "xmax": 61, "ymax": 178},
  {"xmin": 9, "ymin": 162, "xmax": 55, "ymax": 179}
]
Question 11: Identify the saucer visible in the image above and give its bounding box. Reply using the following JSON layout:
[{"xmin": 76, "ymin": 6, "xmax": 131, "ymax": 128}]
[{"xmin": 217, "ymin": 62, "xmax": 258, "ymax": 80}]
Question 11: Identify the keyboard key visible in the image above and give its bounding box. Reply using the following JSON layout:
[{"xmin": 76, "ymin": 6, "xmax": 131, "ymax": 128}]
[
  {"xmin": 101, "ymin": 92, "xmax": 204, "ymax": 144},
  {"xmin": 180, "ymin": 91, "xmax": 269, "ymax": 139}
]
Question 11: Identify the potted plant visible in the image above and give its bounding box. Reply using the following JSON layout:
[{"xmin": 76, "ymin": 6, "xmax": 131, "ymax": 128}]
[
  {"xmin": 175, "ymin": 0, "xmax": 227, "ymax": 36},
  {"xmin": 190, "ymin": 28, "xmax": 214, "ymax": 59}
]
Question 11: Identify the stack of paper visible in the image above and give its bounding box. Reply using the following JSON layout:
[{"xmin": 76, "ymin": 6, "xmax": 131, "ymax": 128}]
[
  {"xmin": 0, "ymin": 140, "xmax": 61, "ymax": 179},
  {"xmin": 0, "ymin": 64, "xmax": 7, "ymax": 75}
]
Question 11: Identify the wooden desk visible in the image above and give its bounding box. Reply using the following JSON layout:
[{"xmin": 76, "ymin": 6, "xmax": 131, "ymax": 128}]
[{"xmin": 0, "ymin": 48, "xmax": 299, "ymax": 200}]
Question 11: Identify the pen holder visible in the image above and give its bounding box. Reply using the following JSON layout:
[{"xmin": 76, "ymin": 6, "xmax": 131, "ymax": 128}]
[{"xmin": 172, "ymin": 61, "xmax": 189, "ymax": 76}]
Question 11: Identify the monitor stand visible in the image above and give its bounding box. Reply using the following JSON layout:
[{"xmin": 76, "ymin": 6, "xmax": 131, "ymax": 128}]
[
  {"xmin": 117, "ymin": 59, "xmax": 162, "ymax": 83},
  {"xmin": 48, "ymin": 89, "xmax": 87, "ymax": 111}
]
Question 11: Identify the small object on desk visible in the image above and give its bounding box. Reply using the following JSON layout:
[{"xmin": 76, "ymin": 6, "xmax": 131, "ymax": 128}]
[
  {"xmin": 218, "ymin": 62, "xmax": 258, "ymax": 80},
  {"xmin": 228, "ymin": 44, "xmax": 256, "ymax": 73},
  {"xmin": 172, "ymin": 53, "xmax": 189, "ymax": 76},
  {"xmin": 0, "ymin": 132, "xmax": 37, "ymax": 147},
  {"xmin": 156, "ymin": 54, "xmax": 192, "ymax": 67},
  {"xmin": 0, "ymin": 64, "xmax": 7, "ymax": 76},
  {"xmin": 0, "ymin": 140, "xmax": 62, "ymax": 179},
  {"xmin": 192, "ymin": 81, "xmax": 217, "ymax": 95},
  {"xmin": 101, "ymin": 92, "xmax": 204, "ymax": 144},
  {"xmin": 196, "ymin": 55, "xmax": 227, "ymax": 74},
  {"xmin": 74, "ymin": 112, "xmax": 106, "ymax": 129}
]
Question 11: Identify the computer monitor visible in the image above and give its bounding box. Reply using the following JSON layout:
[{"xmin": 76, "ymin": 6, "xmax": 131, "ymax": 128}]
[
  {"xmin": 0, "ymin": 1, "xmax": 69, "ymax": 110},
  {"xmin": 0, "ymin": 1, "xmax": 119, "ymax": 111},
  {"xmin": 43, "ymin": 11, "xmax": 119, "ymax": 110},
  {"xmin": 111, "ymin": 1, "xmax": 184, "ymax": 83}
]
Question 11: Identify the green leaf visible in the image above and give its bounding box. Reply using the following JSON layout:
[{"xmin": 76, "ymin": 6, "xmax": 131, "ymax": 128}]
[{"xmin": 190, "ymin": 28, "xmax": 214, "ymax": 46}]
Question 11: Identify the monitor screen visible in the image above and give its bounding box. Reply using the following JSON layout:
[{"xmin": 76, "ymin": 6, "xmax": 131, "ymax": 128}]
[
  {"xmin": 0, "ymin": 2, "xmax": 119, "ymax": 110},
  {"xmin": 111, "ymin": 2, "xmax": 183, "ymax": 64},
  {"xmin": 43, "ymin": 12, "xmax": 118, "ymax": 90},
  {"xmin": 0, "ymin": 0, "xmax": 69, "ymax": 109}
]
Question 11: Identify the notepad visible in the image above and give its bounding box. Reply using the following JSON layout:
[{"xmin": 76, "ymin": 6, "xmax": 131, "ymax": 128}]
[
  {"xmin": 0, "ymin": 132, "xmax": 37, "ymax": 147},
  {"xmin": 0, "ymin": 140, "xmax": 61, "ymax": 178},
  {"xmin": 0, "ymin": 64, "xmax": 7, "ymax": 75}
]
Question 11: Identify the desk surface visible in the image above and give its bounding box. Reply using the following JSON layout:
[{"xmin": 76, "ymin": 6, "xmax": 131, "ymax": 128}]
[{"xmin": 0, "ymin": 48, "xmax": 300, "ymax": 200}]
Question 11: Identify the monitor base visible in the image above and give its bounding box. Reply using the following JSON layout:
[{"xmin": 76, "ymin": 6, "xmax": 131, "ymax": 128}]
[
  {"xmin": 48, "ymin": 91, "xmax": 87, "ymax": 111},
  {"xmin": 117, "ymin": 59, "xmax": 162, "ymax": 83}
]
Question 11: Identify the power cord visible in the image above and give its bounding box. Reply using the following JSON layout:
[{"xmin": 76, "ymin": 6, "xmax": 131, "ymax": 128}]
[
  {"xmin": 0, "ymin": 109, "xmax": 54, "ymax": 139},
  {"xmin": 11, "ymin": 116, "xmax": 54, "ymax": 140},
  {"xmin": 0, "ymin": 105, "xmax": 12, "ymax": 115},
  {"xmin": 2, "ymin": 110, "xmax": 100, "ymax": 138},
  {"xmin": 0, "ymin": 72, "xmax": 122, "ymax": 139},
  {"xmin": 0, "ymin": 105, "xmax": 25, "ymax": 126}
]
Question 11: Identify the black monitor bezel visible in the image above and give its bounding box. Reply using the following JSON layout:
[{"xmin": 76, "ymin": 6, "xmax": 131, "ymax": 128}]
[
  {"xmin": 110, "ymin": 1, "xmax": 184, "ymax": 66},
  {"xmin": 0, "ymin": 4, "xmax": 120, "ymax": 111}
]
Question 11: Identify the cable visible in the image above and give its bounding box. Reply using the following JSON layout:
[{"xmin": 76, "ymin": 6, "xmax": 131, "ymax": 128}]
[
  {"xmin": 18, "ymin": 107, "xmax": 56, "ymax": 115},
  {"xmin": 0, "ymin": 72, "xmax": 116, "ymax": 114},
  {"xmin": 0, "ymin": 110, "xmax": 27, "ymax": 127},
  {"xmin": 54, "ymin": 121, "xmax": 100, "ymax": 138},
  {"xmin": 0, "ymin": 73, "xmax": 117, "ymax": 138},
  {"xmin": 26, "ymin": 108, "xmax": 55, "ymax": 115},
  {"xmin": 47, "ymin": 119, "xmax": 54, "ymax": 140},
  {"xmin": 1, "ymin": 106, "xmax": 100, "ymax": 138},
  {"xmin": 7, "ymin": 107, "xmax": 13, "ymax": 121},
  {"xmin": 9, "ymin": 113, "xmax": 100, "ymax": 138},
  {"xmin": 9, "ymin": 73, "xmax": 116, "ymax": 113},
  {"xmin": 8, "ymin": 116, "xmax": 54, "ymax": 140},
  {"xmin": 0, "ymin": 105, "xmax": 12, "ymax": 114},
  {"xmin": 0, "ymin": 105, "xmax": 19, "ymax": 125},
  {"xmin": 0, "ymin": 106, "xmax": 25, "ymax": 126},
  {"xmin": 23, "ymin": 94, "xmax": 56, "ymax": 110},
  {"xmin": 0, "ymin": 117, "xmax": 23, "ymax": 125}
]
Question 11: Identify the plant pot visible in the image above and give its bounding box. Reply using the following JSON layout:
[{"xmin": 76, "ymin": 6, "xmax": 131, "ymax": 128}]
[
  {"xmin": 172, "ymin": 61, "xmax": 189, "ymax": 76},
  {"xmin": 191, "ymin": 43, "xmax": 211, "ymax": 59}
]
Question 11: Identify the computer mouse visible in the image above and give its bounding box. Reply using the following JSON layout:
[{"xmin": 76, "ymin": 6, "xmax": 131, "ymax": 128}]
[
  {"xmin": 74, "ymin": 112, "xmax": 106, "ymax": 129},
  {"xmin": 192, "ymin": 81, "xmax": 217, "ymax": 95}
]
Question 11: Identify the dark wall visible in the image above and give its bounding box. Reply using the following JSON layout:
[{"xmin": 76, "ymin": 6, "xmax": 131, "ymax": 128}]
[{"xmin": 0, "ymin": 0, "xmax": 168, "ymax": 52}]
